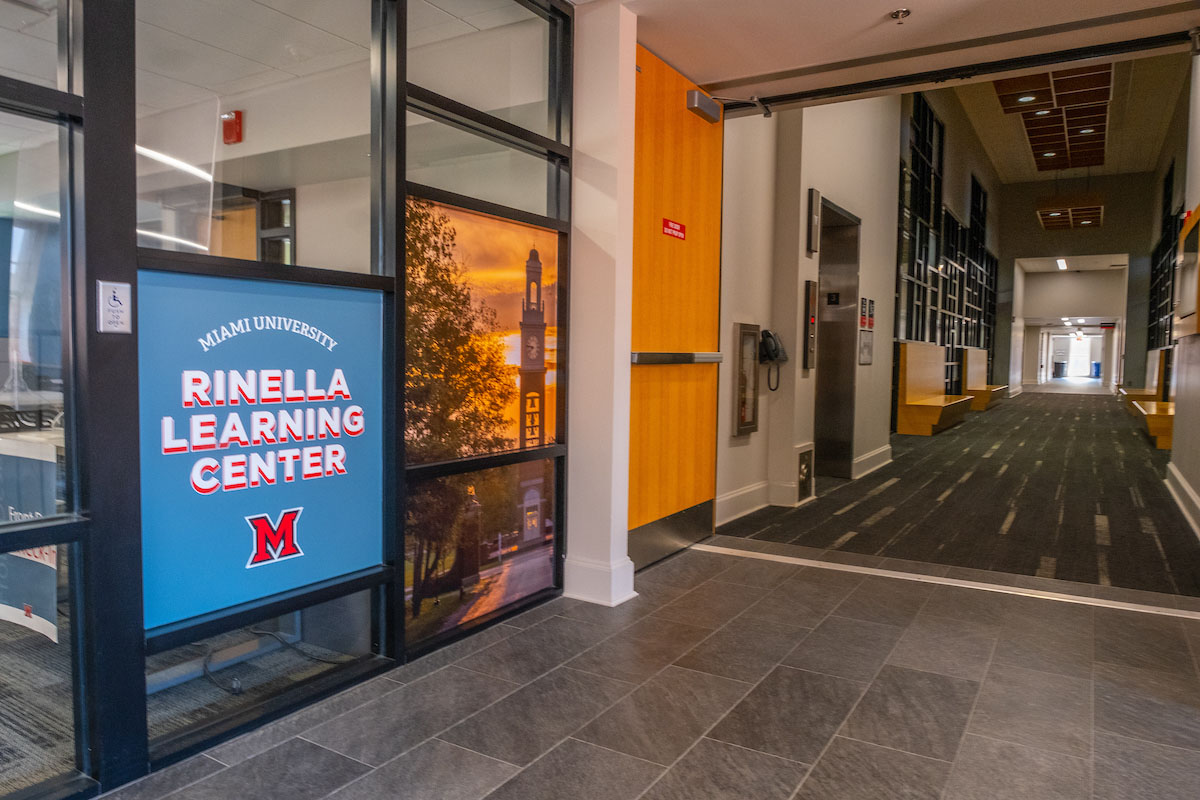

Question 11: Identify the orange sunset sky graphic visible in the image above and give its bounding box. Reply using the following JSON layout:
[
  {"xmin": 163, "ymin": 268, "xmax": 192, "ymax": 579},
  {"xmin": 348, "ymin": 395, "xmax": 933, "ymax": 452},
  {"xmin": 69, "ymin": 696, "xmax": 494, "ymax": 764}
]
[{"xmin": 438, "ymin": 204, "xmax": 558, "ymax": 446}]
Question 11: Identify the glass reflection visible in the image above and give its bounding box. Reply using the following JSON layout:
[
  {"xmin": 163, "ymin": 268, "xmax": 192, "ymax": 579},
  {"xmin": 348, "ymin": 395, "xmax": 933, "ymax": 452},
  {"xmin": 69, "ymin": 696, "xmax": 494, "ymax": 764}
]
[
  {"xmin": 0, "ymin": 110, "xmax": 67, "ymax": 524},
  {"xmin": 405, "ymin": 199, "xmax": 558, "ymax": 464},
  {"xmin": 406, "ymin": 459, "xmax": 555, "ymax": 645},
  {"xmin": 134, "ymin": 0, "xmax": 372, "ymax": 272},
  {"xmin": 0, "ymin": 0, "xmax": 60, "ymax": 90}
]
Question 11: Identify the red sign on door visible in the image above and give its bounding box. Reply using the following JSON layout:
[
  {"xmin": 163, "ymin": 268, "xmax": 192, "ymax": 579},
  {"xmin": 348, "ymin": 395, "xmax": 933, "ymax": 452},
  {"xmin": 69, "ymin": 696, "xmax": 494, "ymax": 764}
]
[{"xmin": 662, "ymin": 218, "xmax": 686, "ymax": 240}]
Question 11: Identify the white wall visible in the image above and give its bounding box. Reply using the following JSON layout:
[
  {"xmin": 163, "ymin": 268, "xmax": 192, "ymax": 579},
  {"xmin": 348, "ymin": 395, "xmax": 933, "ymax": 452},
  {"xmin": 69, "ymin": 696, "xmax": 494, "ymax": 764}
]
[
  {"xmin": 799, "ymin": 97, "xmax": 901, "ymax": 475},
  {"xmin": 715, "ymin": 115, "xmax": 777, "ymax": 524},
  {"xmin": 295, "ymin": 177, "xmax": 371, "ymax": 274},
  {"xmin": 1021, "ymin": 270, "xmax": 1128, "ymax": 319},
  {"xmin": 717, "ymin": 95, "xmax": 902, "ymax": 523},
  {"xmin": 1022, "ymin": 326, "xmax": 1040, "ymax": 383}
]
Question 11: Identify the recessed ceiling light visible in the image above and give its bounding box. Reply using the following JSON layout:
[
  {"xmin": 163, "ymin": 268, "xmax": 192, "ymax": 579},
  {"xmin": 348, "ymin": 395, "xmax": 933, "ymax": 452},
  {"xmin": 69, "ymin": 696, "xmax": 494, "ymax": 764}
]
[
  {"xmin": 1062, "ymin": 317, "xmax": 1070, "ymax": 321},
  {"xmin": 1049, "ymin": 212, "xmax": 1062, "ymax": 217},
  {"xmin": 1081, "ymin": 220, "xmax": 1093, "ymax": 225},
  {"xmin": 1080, "ymin": 128, "xmax": 1095, "ymax": 134},
  {"xmin": 1043, "ymin": 152, "xmax": 1057, "ymax": 157},
  {"xmin": 1077, "ymin": 319, "xmax": 1085, "ymax": 324},
  {"xmin": 1057, "ymin": 258, "xmax": 1068, "ymax": 270},
  {"xmin": 1035, "ymin": 109, "xmax": 1051, "ymax": 116},
  {"xmin": 1018, "ymin": 95, "xmax": 1037, "ymax": 102}
]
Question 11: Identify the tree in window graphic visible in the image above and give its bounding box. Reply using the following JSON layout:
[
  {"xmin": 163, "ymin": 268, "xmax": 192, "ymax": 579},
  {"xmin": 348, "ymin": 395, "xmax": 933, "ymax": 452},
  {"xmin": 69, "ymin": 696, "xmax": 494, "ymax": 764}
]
[{"xmin": 404, "ymin": 198, "xmax": 520, "ymax": 632}]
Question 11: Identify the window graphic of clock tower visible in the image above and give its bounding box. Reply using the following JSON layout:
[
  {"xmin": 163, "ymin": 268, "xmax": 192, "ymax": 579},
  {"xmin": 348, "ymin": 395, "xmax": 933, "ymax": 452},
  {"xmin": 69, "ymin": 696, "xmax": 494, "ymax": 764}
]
[{"xmin": 519, "ymin": 249, "xmax": 547, "ymax": 543}]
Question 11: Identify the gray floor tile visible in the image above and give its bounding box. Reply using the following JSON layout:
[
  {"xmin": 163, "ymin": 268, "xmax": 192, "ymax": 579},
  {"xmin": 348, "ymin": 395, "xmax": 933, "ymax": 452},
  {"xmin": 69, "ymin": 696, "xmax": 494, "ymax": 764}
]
[
  {"xmin": 639, "ymin": 738, "xmax": 807, "ymax": 800},
  {"xmin": 98, "ymin": 756, "xmax": 224, "ymax": 800},
  {"xmin": 576, "ymin": 666, "xmax": 748, "ymax": 765},
  {"xmin": 387, "ymin": 624, "xmax": 521, "ymax": 684},
  {"xmin": 1002, "ymin": 595, "xmax": 1093, "ymax": 633},
  {"xmin": 833, "ymin": 576, "xmax": 935, "ymax": 628},
  {"xmin": 440, "ymin": 667, "xmax": 631, "ymax": 767},
  {"xmin": 794, "ymin": 736, "xmax": 951, "ymax": 800},
  {"xmin": 556, "ymin": 583, "xmax": 686, "ymax": 633},
  {"xmin": 992, "ymin": 624, "xmax": 1094, "ymax": 680},
  {"xmin": 1093, "ymin": 585, "xmax": 1178, "ymax": 609},
  {"xmin": 455, "ymin": 616, "xmax": 610, "ymax": 684},
  {"xmin": 568, "ymin": 618, "xmax": 712, "ymax": 684},
  {"xmin": 504, "ymin": 597, "xmax": 581, "ymax": 629},
  {"xmin": 1174, "ymin": 594, "xmax": 1200, "ymax": 612},
  {"xmin": 483, "ymin": 739, "xmax": 662, "ymax": 800},
  {"xmin": 888, "ymin": 614, "xmax": 997, "ymax": 681},
  {"xmin": 167, "ymin": 739, "xmax": 368, "ymax": 800},
  {"xmin": 782, "ymin": 615, "xmax": 904, "ymax": 682},
  {"xmin": 1093, "ymin": 730, "xmax": 1200, "ymax": 800},
  {"xmin": 714, "ymin": 557, "xmax": 802, "ymax": 588},
  {"xmin": 674, "ymin": 617, "xmax": 810, "ymax": 683},
  {"xmin": 326, "ymin": 739, "xmax": 517, "ymax": 800},
  {"xmin": 941, "ymin": 734, "xmax": 1090, "ymax": 800},
  {"xmin": 841, "ymin": 665, "xmax": 978, "ymax": 761},
  {"xmin": 1093, "ymin": 662, "xmax": 1200, "ymax": 750},
  {"xmin": 304, "ymin": 666, "xmax": 519, "ymax": 766},
  {"xmin": 650, "ymin": 579, "xmax": 767, "ymax": 629},
  {"xmin": 708, "ymin": 665, "xmax": 865, "ymax": 763},
  {"xmin": 1093, "ymin": 608, "xmax": 1195, "ymax": 676},
  {"xmin": 207, "ymin": 676, "xmax": 398, "ymax": 766},
  {"xmin": 920, "ymin": 584, "xmax": 1010, "ymax": 625},
  {"xmin": 707, "ymin": 534, "xmax": 770, "ymax": 552},
  {"xmin": 635, "ymin": 551, "xmax": 738, "ymax": 590},
  {"xmin": 740, "ymin": 576, "xmax": 857, "ymax": 629},
  {"xmin": 793, "ymin": 566, "xmax": 867, "ymax": 590},
  {"xmin": 967, "ymin": 662, "xmax": 1092, "ymax": 758}
]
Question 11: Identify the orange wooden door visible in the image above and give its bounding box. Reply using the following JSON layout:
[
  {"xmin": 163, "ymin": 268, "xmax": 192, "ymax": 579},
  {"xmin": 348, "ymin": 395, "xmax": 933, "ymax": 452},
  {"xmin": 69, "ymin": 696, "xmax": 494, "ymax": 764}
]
[{"xmin": 628, "ymin": 46, "xmax": 723, "ymax": 567}]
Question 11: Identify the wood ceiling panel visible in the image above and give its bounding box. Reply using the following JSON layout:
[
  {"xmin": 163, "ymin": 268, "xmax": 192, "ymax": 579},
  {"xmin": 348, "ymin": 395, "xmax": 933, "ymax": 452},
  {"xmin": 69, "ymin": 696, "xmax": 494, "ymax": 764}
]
[{"xmin": 998, "ymin": 62, "xmax": 1113, "ymax": 173}]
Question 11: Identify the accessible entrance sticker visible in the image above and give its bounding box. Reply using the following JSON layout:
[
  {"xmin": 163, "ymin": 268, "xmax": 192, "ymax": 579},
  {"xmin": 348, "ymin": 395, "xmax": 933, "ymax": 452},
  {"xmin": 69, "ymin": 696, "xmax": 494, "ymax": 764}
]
[{"xmin": 138, "ymin": 271, "xmax": 384, "ymax": 630}]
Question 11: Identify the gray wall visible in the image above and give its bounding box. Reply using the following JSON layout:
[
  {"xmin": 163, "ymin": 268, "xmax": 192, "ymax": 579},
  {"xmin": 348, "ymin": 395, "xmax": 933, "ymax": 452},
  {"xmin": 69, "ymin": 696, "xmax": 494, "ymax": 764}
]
[{"xmin": 996, "ymin": 172, "xmax": 1157, "ymax": 387}]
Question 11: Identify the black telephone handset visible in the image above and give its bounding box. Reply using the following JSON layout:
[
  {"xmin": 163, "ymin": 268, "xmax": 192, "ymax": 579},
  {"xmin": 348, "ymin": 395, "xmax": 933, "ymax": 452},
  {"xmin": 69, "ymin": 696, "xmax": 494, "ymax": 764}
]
[
  {"xmin": 759, "ymin": 329, "xmax": 788, "ymax": 392},
  {"xmin": 759, "ymin": 330, "xmax": 788, "ymax": 364}
]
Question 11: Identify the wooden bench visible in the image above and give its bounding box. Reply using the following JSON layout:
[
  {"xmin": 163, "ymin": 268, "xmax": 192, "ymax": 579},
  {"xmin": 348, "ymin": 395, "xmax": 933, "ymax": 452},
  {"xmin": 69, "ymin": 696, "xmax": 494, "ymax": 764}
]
[
  {"xmin": 896, "ymin": 342, "xmax": 973, "ymax": 436},
  {"xmin": 961, "ymin": 346, "xmax": 1008, "ymax": 411},
  {"xmin": 1120, "ymin": 349, "xmax": 1169, "ymax": 415},
  {"xmin": 1133, "ymin": 400, "xmax": 1173, "ymax": 450}
]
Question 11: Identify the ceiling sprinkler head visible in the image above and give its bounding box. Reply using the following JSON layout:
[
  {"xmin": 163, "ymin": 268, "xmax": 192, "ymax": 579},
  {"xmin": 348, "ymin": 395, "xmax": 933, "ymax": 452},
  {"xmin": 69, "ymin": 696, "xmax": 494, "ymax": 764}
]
[{"xmin": 891, "ymin": 8, "xmax": 911, "ymax": 24}]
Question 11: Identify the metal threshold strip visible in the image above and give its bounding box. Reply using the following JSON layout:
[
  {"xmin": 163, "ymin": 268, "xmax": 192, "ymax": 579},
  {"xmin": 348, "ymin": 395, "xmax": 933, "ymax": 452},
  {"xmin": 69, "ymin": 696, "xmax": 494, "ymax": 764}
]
[
  {"xmin": 631, "ymin": 352, "xmax": 723, "ymax": 364},
  {"xmin": 693, "ymin": 543, "xmax": 1200, "ymax": 621}
]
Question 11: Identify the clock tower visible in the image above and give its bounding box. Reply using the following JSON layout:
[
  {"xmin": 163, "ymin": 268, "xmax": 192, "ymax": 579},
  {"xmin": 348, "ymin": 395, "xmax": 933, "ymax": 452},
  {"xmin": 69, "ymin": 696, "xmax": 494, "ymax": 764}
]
[
  {"xmin": 518, "ymin": 249, "xmax": 548, "ymax": 544},
  {"xmin": 519, "ymin": 249, "xmax": 546, "ymax": 449}
]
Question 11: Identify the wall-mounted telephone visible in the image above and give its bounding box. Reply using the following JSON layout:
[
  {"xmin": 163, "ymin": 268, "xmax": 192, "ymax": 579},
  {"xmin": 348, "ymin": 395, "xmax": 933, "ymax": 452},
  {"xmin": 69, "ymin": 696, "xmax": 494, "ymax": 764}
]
[
  {"xmin": 760, "ymin": 329, "xmax": 788, "ymax": 391},
  {"xmin": 759, "ymin": 330, "xmax": 788, "ymax": 363}
]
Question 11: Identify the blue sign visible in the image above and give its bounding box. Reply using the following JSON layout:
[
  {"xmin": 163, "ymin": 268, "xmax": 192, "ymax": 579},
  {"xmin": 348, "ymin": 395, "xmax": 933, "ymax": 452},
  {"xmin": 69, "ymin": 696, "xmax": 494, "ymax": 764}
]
[{"xmin": 138, "ymin": 271, "xmax": 384, "ymax": 631}]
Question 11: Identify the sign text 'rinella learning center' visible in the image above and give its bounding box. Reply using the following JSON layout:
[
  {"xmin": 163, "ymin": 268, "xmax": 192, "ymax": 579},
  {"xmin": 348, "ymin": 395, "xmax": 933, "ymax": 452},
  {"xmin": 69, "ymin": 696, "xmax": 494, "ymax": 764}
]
[{"xmin": 138, "ymin": 271, "xmax": 384, "ymax": 631}]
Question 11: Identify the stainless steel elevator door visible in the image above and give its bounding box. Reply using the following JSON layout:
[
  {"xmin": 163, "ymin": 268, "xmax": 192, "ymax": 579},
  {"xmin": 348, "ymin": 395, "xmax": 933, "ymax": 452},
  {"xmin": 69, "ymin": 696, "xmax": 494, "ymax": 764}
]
[{"xmin": 814, "ymin": 207, "xmax": 861, "ymax": 478}]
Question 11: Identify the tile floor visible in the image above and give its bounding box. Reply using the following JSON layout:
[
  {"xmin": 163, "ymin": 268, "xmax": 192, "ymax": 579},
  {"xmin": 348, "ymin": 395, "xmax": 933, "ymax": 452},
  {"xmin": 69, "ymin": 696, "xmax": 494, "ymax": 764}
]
[{"xmin": 100, "ymin": 547, "xmax": 1200, "ymax": 800}]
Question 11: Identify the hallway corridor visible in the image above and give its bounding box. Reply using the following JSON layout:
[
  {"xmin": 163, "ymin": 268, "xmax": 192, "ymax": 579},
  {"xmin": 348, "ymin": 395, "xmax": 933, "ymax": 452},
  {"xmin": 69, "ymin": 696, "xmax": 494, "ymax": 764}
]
[{"xmin": 720, "ymin": 394, "xmax": 1200, "ymax": 598}]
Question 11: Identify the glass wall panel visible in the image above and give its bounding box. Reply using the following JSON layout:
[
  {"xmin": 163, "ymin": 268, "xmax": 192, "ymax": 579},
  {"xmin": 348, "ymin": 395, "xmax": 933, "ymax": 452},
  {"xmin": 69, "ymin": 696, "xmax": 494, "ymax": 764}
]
[
  {"xmin": 407, "ymin": 0, "xmax": 560, "ymax": 141},
  {"xmin": 406, "ymin": 199, "xmax": 559, "ymax": 464},
  {"xmin": 146, "ymin": 589, "xmax": 374, "ymax": 744},
  {"xmin": 134, "ymin": 0, "xmax": 373, "ymax": 272},
  {"xmin": 0, "ymin": 545, "xmax": 77, "ymax": 794},
  {"xmin": 0, "ymin": 0, "xmax": 60, "ymax": 89},
  {"xmin": 0, "ymin": 109, "xmax": 68, "ymax": 526},
  {"xmin": 407, "ymin": 111, "xmax": 558, "ymax": 217},
  {"xmin": 405, "ymin": 459, "xmax": 555, "ymax": 644}
]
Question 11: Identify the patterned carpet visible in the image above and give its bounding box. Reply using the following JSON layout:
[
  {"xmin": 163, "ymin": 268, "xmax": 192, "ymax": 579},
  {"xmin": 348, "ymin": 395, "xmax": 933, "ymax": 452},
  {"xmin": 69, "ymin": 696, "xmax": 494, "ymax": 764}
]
[{"xmin": 719, "ymin": 393, "xmax": 1200, "ymax": 597}]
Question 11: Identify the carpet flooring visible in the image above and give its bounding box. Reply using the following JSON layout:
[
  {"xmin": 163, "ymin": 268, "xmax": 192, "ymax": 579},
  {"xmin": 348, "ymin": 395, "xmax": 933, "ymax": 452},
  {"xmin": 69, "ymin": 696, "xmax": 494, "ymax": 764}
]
[{"xmin": 719, "ymin": 392, "xmax": 1200, "ymax": 597}]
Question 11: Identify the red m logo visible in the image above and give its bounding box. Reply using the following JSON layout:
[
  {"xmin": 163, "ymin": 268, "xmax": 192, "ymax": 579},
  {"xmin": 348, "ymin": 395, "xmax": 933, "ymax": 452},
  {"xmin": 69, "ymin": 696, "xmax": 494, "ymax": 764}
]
[{"xmin": 245, "ymin": 508, "xmax": 304, "ymax": 568}]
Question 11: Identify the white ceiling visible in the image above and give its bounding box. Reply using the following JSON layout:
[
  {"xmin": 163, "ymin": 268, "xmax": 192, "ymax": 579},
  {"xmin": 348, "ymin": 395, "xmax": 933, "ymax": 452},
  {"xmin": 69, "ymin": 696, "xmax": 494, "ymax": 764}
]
[
  {"xmin": 1017, "ymin": 254, "xmax": 1130, "ymax": 272},
  {"xmin": 953, "ymin": 53, "xmax": 1191, "ymax": 183},
  {"xmin": 604, "ymin": 0, "xmax": 1199, "ymax": 107}
]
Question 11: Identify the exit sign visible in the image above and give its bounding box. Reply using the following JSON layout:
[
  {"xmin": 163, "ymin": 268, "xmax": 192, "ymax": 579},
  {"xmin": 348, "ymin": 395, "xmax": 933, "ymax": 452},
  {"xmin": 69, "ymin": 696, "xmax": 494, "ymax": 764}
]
[{"xmin": 662, "ymin": 218, "xmax": 686, "ymax": 240}]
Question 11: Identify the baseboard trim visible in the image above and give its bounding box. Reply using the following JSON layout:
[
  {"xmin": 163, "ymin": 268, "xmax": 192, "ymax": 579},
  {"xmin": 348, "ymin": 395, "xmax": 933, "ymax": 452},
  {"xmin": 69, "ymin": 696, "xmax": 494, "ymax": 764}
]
[
  {"xmin": 1164, "ymin": 461, "xmax": 1200, "ymax": 543},
  {"xmin": 563, "ymin": 553, "xmax": 637, "ymax": 607},
  {"xmin": 715, "ymin": 481, "xmax": 770, "ymax": 526},
  {"xmin": 852, "ymin": 444, "xmax": 892, "ymax": 479}
]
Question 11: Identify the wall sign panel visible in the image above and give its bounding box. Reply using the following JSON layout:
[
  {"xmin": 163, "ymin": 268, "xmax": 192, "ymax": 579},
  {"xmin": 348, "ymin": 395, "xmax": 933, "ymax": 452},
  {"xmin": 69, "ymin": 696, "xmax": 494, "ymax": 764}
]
[{"xmin": 138, "ymin": 271, "xmax": 384, "ymax": 630}]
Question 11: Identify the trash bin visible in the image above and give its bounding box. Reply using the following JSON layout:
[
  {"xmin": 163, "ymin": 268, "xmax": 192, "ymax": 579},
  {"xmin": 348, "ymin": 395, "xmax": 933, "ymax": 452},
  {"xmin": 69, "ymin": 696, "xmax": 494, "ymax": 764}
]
[
  {"xmin": 1053, "ymin": 361, "xmax": 1067, "ymax": 378},
  {"xmin": 1091, "ymin": 361, "xmax": 1101, "ymax": 378}
]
